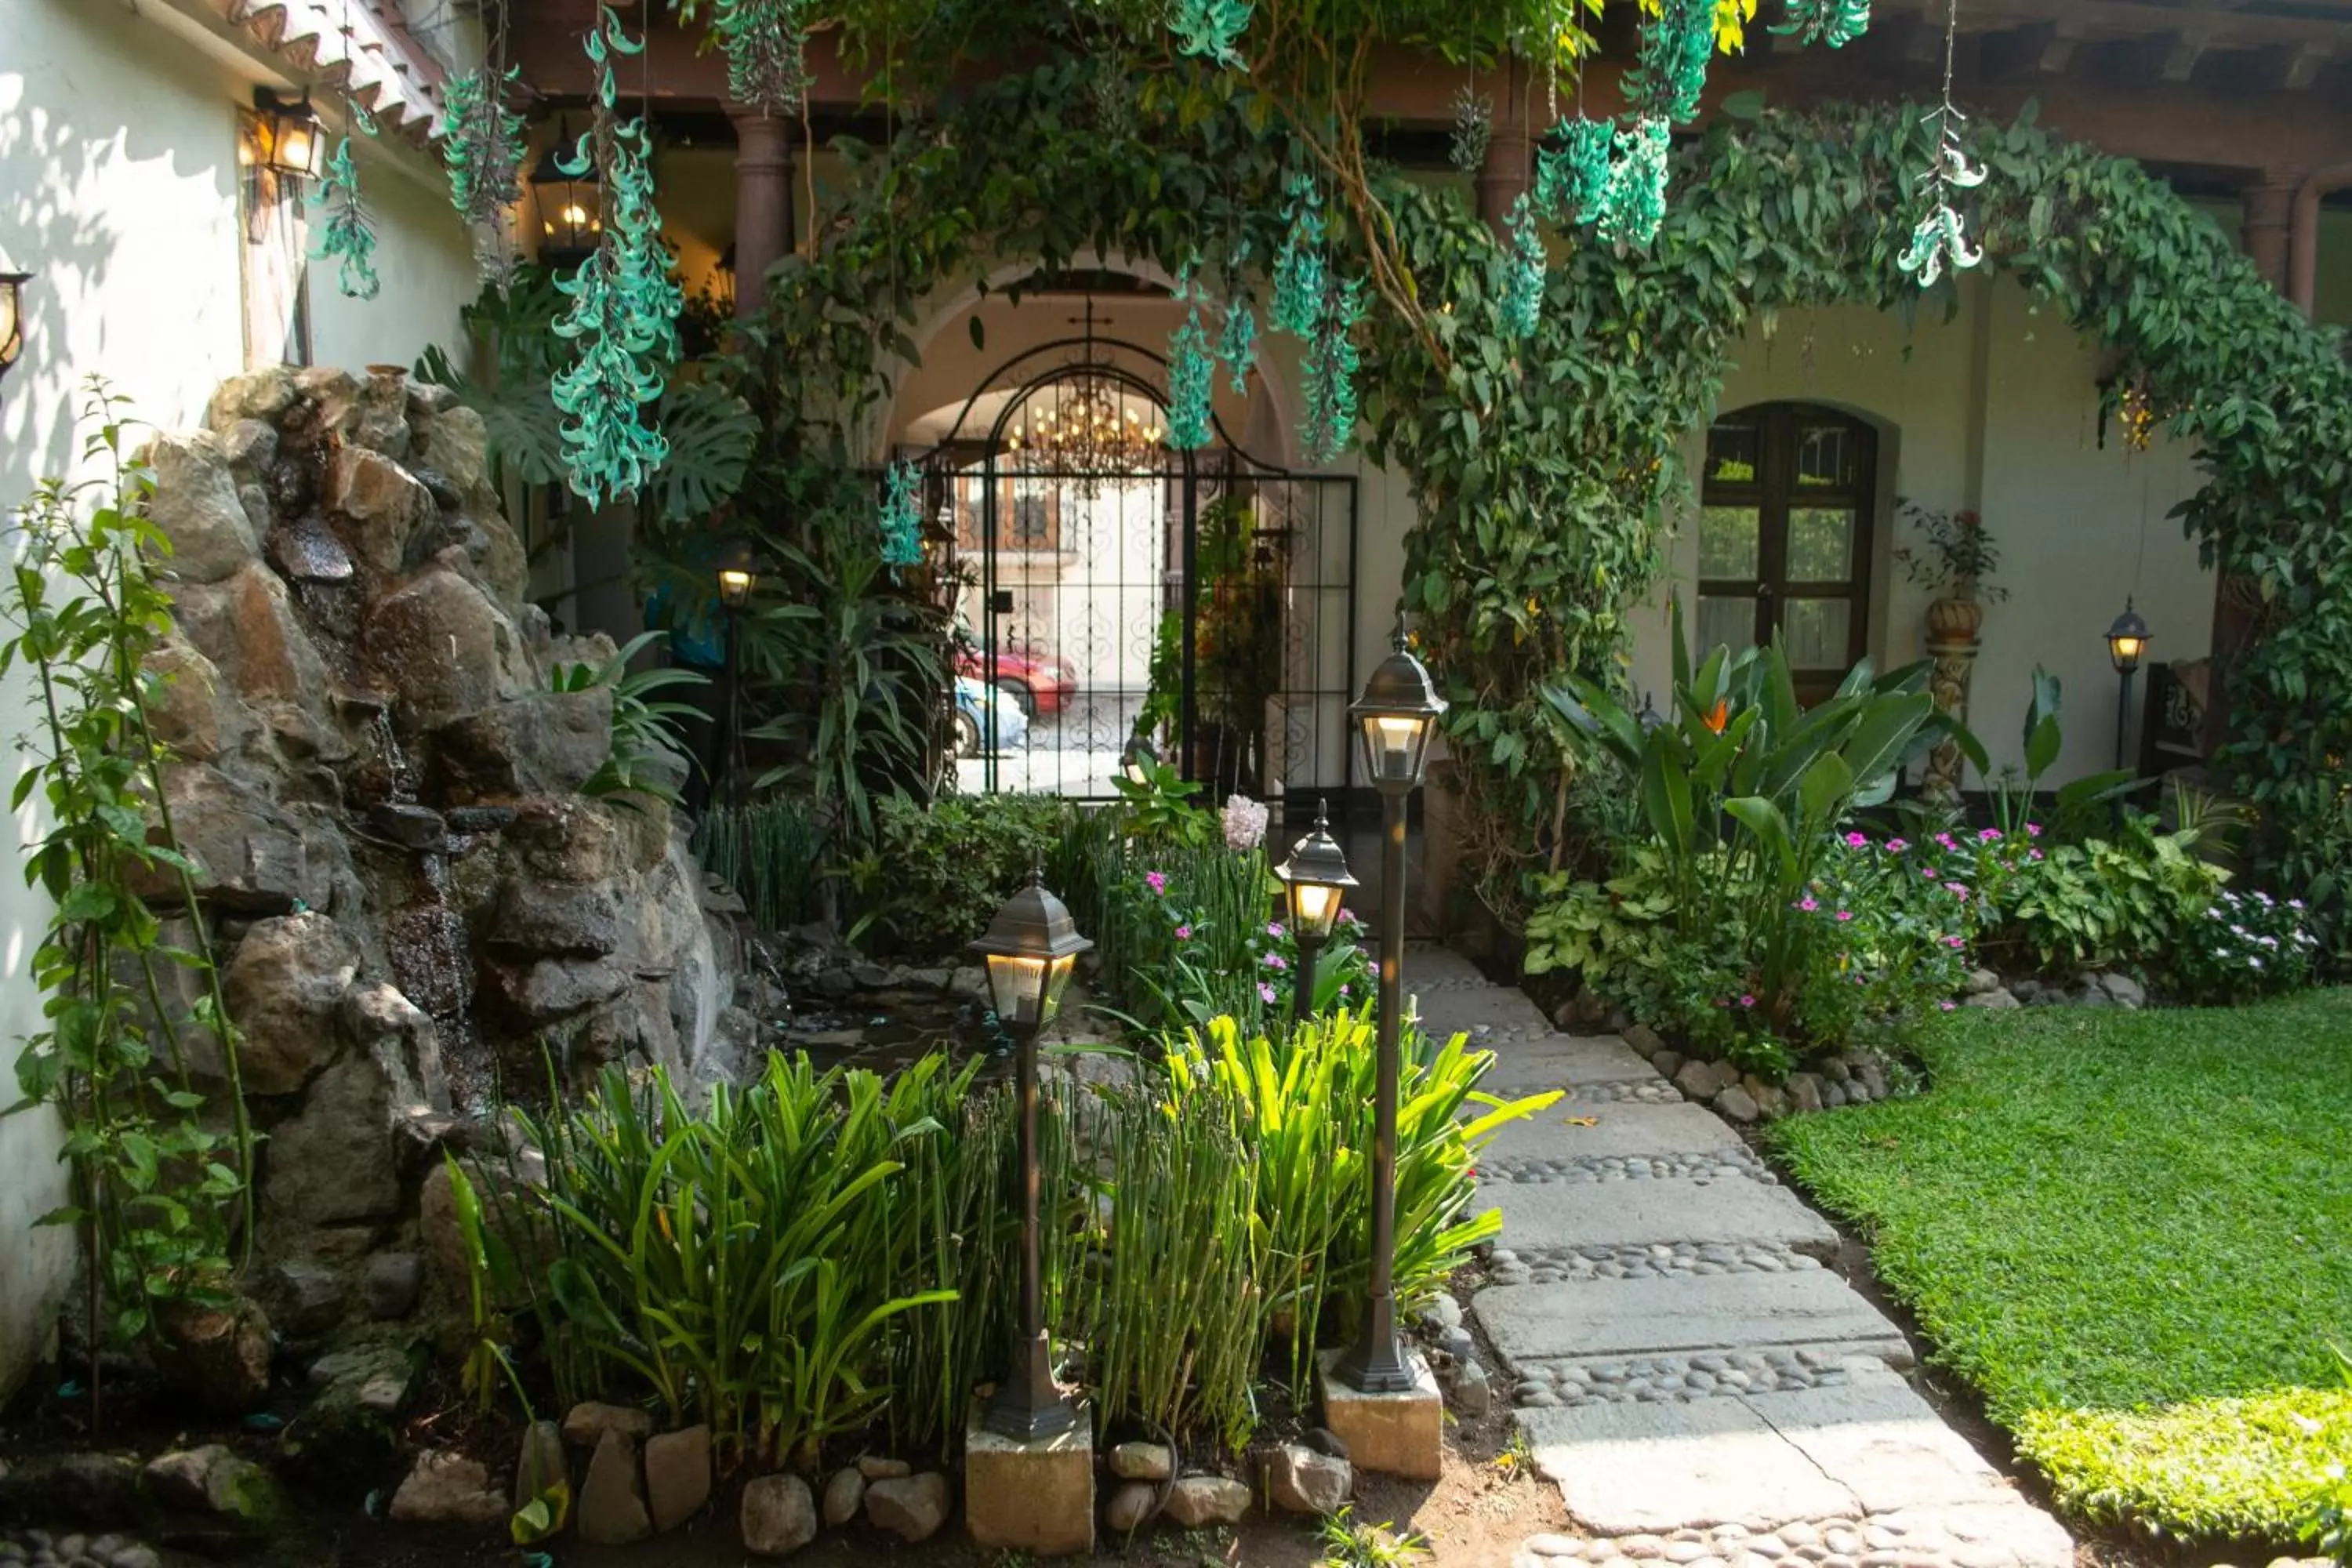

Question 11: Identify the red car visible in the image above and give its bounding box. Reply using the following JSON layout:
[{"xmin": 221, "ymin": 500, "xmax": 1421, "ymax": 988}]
[{"xmin": 953, "ymin": 644, "xmax": 1076, "ymax": 718}]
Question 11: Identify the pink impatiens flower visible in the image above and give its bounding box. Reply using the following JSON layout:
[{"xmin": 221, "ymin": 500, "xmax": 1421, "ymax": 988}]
[
  {"xmin": 1145, "ymin": 871, "xmax": 1167, "ymax": 895},
  {"xmin": 1844, "ymin": 832, "xmax": 1870, "ymax": 849},
  {"xmin": 1944, "ymin": 935, "xmax": 1965, "ymax": 949},
  {"xmin": 1979, "ymin": 827, "xmax": 2004, "ymax": 842},
  {"xmin": 1739, "ymin": 994, "xmax": 1757, "ymax": 1008},
  {"xmin": 1263, "ymin": 953, "xmax": 1288, "ymax": 971},
  {"xmin": 1940, "ymin": 1000, "xmax": 1958, "ymax": 1011},
  {"xmin": 1266, "ymin": 922, "xmax": 1286, "ymax": 939},
  {"xmin": 1797, "ymin": 896, "xmax": 1820, "ymax": 912},
  {"xmin": 1886, "ymin": 837, "xmax": 1910, "ymax": 853},
  {"xmin": 1175, "ymin": 924, "xmax": 1193, "ymax": 941},
  {"xmin": 2027, "ymin": 823, "xmax": 2044, "ymax": 838},
  {"xmin": 1258, "ymin": 982, "xmax": 1279, "ymax": 1005},
  {"xmin": 1836, "ymin": 910, "xmax": 1855, "ymax": 923}
]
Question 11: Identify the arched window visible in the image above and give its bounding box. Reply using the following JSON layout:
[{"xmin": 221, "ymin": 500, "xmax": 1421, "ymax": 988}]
[{"xmin": 1698, "ymin": 403, "xmax": 1878, "ymax": 702}]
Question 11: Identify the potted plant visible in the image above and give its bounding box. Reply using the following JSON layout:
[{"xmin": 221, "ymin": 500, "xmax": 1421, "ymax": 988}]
[{"xmin": 1895, "ymin": 502, "xmax": 2005, "ymax": 642}]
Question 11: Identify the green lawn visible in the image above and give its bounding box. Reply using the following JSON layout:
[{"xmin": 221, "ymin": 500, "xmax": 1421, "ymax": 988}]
[{"xmin": 1766, "ymin": 991, "xmax": 2352, "ymax": 1543}]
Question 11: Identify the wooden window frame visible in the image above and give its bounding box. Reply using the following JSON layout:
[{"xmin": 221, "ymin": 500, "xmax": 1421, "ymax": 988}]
[{"xmin": 1698, "ymin": 403, "xmax": 1876, "ymax": 699}]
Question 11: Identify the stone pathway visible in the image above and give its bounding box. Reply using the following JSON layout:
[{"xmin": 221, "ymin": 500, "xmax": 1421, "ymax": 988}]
[{"xmin": 1404, "ymin": 946, "xmax": 2074, "ymax": 1568}]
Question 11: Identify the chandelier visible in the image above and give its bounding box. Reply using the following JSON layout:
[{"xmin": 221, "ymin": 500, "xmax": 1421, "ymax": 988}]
[
  {"xmin": 998, "ymin": 299, "xmax": 1165, "ymax": 496},
  {"xmin": 1004, "ymin": 377, "xmax": 1164, "ymax": 493}
]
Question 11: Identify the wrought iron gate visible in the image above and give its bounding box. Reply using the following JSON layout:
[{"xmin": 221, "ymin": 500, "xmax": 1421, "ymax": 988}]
[{"xmin": 917, "ymin": 452, "xmax": 1356, "ymax": 804}]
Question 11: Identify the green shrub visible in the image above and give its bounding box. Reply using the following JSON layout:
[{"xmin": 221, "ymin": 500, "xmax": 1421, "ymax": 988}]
[
  {"xmin": 1530, "ymin": 615, "xmax": 1978, "ymax": 1075},
  {"xmin": 847, "ymin": 792, "xmax": 1076, "ymax": 958},
  {"xmin": 2164, "ymin": 886, "xmax": 2324, "ymax": 1004},
  {"xmin": 1161, "ymin": 1009, "xmax": 1560, "ymax": 1395},
  {"xmin": 2018, "ymin": 1388, "xmax": 2352, "ymax": 1542},
  {"xmin": 488, "ymin": 1054, "xmax": 968, "ymax": 1468},
  {"xmin": 692, "ymin": 799, "xmax": 825, "ymax": 931},
  {"xmin": 1991, "ymin": 809, "xmax": 2221, "ymax": 973}
]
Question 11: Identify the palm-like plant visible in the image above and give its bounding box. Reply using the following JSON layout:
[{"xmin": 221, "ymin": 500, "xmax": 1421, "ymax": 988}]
[{"xmin": 1541, "ymin": 601, "xmax": 1973, "ymax": 1026}]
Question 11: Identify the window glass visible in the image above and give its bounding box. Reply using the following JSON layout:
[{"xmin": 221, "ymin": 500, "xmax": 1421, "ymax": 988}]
[
  {"xmin": 1787, "ymin": 507, "xmax": 1855, "ymax": 582},
  {"xmin": 1699, "ymin": 506, "xmax": 1761, "ymax": 579},
  {"xmin": 1780, "ymin": 597, "xmax": 1852, "ymax": 668}
]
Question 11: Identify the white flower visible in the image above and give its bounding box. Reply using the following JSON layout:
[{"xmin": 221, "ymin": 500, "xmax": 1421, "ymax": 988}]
[{"xmin": 1221, "ymin": 794, "xmax": 1269, "ymax": 852}]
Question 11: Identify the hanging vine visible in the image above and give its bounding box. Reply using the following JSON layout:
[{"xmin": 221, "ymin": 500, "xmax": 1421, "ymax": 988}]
[
  {"xmin": 548, "ymin": 5, "xmax": 681, "ymax": 505},
  {"xmin": 1535, "ymin": 116, "xmax": 1616, "ymax": 225},
  {"xmin": 311, "ymin": 0, "xmax": 380, "ymax": 299},
  {"xmin": 1595, "ymin": 118, "xmax": 1671, "ymax": 247},
  {"xmin": 878, "ymin": 459, "xmax": 924, "ymax": 565},
  {"xmin": 1171, "ymin": 0, "xmax": 1254, "ymax": 67},
  {"xmin": 1628, "ymin": 0, "xmax": 1717, "ymax": 124},
  {"xmin": 1270, "ymin": 172, "xmax": 1328, "ymax": 338},
  {"xmin": 1773, "ymin": 0, "xmax": 1873, "ymax": 47},
  {"xmin": 440, "ymin": 61, "xmax": 527, "ymax": 285},
  {"xmin": 1896, "ymin": 0, "xmax": 1985, "ymax": 286},
  {"xmin": 1218, "ymin": 296, "xmax": 1260, "ymax": 394},
  {"xmin": 1300, "ymin": 276, "xmax": 1365, "ymax": 464},
  {"xmin": 1450, "ymin": 82, "xmax": 1494, "ymax": 172},
  {"xmin": 1167, "ymin": 267, "xmax": 1218, "ymax": 451},
  {"xmin": 713, "ymin": 0, "xmax": 811, "ymax": 114},
  {"xmin": 1498, "ymin": 194, "xmax": 1546, "ymax": 340}
]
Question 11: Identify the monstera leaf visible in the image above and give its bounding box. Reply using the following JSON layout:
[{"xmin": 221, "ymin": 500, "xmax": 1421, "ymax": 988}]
[
  {"xmin": 413, "ymin": 343, "xmax": 566, "ymax": 488},
  {"xmin": 649, "ymin": 380, "xmax": 758, "ymax": 521}
]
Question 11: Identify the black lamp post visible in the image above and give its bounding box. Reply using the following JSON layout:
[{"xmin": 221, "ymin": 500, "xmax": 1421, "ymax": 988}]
[
  {"xmin": 1334, "ymin": 623, "xmax": 1446, "ymax": 1394},
  {"xmin": 2106, "ymin": 597, "xmax": 2151, "ymax": 771},
  {"xmin": 716, "ymin": 542, "xmax": 758, "ymax": 809},
  {"xmin": 1275, "ymin": 799, "xmax": 1359, "ymax": 1026},
  {"xmin": 971, "ymin": 867, "xmax": 1093, "ymax": 1441}
]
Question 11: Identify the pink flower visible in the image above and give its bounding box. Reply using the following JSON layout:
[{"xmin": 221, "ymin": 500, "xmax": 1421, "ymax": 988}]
[
  {"xmin": 1266, "ymin": 921, "xmax": 1286, "ymax": 939},
  {"xmin": 2030, "ymin": 848, "xmax": 2045, "ymax": 862},
  {"xmin": 1979, "ymin": 827, "xmax": 2003, "ymax": 842},
  {"xmin": 1886, "ymin": 838, "xmax": 1909, "ymax": 853},
  {"xmin": 1797, "ymin": 896, "xmax": 1820, "ymax": 912},
  {"xmin": 1944, "ymin": 935, "xmax": 1965, "ymax": 949},
  {"xmin": 1739, "ymin": 993, "xmax": 1756, "ymax": 1008},
  {"xmin": 1836, "ymin": 910, "xmax": 1855, "ymax": 923},
  {"xmin": 1263, "ymin": 953, "xmax": 1288, "ymax": 971},
  {"xmin": 1922, "ymin": 867, "xmax": 1940, "ymax": 880},
  {"xmin": 1944, "ymin": 882, "xmax": 1970, "ymax": 901},
  {"xmin": 1940, "ymin": 1000, "xmax": 1958, "ymax": 1011},
  {"xmin": 1145, "ymin": 871, "xmax": 1167, "ymax": 895},
  {"xmin": 1844, "ymin": 832, "xmax": 1870, "ymax": 849},
  {"xmin": 1175, "ymin": 924, "xmax": 1193, "ymax": 941},
  {"xmin": 1936, "ymin": 833, "xmax": 1957, "ymax": 849},
  {"xmin": 1338, "ymin": 984, "xmax": 1351, "ymax": 997},
  {"xmin": 1258, "ymin": 982, "xmax": 1279, "ymax": 1005},
  {"xmin": 2027, "ymin": 823, "xmax": 2043, "ymax": 838}
]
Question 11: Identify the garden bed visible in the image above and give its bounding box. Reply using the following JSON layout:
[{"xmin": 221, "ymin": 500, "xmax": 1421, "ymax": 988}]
[{"xmin": 1762, "ymin": 993, "xmax": 2352, "ymax": 1548}]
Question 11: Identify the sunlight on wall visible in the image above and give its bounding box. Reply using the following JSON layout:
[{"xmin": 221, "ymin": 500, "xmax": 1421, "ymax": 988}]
[{"xmin": 0, "ymin": 0, "xmax": 477, "ymax": 1397}]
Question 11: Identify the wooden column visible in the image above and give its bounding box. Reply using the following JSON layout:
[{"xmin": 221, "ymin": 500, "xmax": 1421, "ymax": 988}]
[
  {"xmin": 2241, "ymin": 179, "xmax": 2295, "ymax": 291},
  {"xmin": 727, "ymin": 107, "xmax": 795, "ymax": 320},
  {"xmin": 1475, "ymin": 60, "xmax": 1531, "ymax": 237}
]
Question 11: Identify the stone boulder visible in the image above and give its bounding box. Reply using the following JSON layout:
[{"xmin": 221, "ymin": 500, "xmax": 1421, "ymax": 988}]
[
  {"xmin": 491, "ymin": 881, "xmax": 622, "ymax": 958},
  {"xmin": 365, "ymin": 564, "xmax": 532, "ymax": 731},
  {"xmin": 145, "ymin": 430, "xmax": 260, "ymax": 584},
  {"xmin": 137, "ymin": 764, "xmax": 323, "ymax": 914},
  {"xmin": 223, "ymin": 912, "xmax": 360, "ymax": 1096},
  {"xmin": 145, "ymin": 1443, "xmax": 285, "ymax": 1539},
  {"xmin": 1164, "ymin": 1475, "xmax": 1249, "ymax": 1527},
  {"xmin": 343, "ymin": 982, "xmax": 450, "ymax": 1110},
  {"xmin": 1105, "ymin": 1481, "xmax": 1159, "ymax": 1532},
  {"xmin": 1111, "ymin": 1442, "xmax": 1174, "ymax": 1482},
  {"xmin": 170, "ymin": 561, "xmax": 329, "ymax": 715},
  {"xmin": 151, "ymin": 1298, "xmax": 272, "ymax": 1414},
  {"xmin": 144, "ymin": 637, "xmax": 247, "ymax": 763},
  {"xmin": 741, "ymin": 1473, "xmax": 817, "ymax": 1557},
  {"xmin": 325, "ymin": 447, "xmax": 434, "ymax": 576},
  {"xmin": 278, "ymin": 1344, "xmax": 413, "ymax": 1494},
  {"xmin": 1262, "ymin": 1443, "xmax": 1350, "ymax": 1515},
  {"xmin": 0, "ymin": 1453, "xmax": 154, "ymax": 1531},
  {"xmin": 822, "ymin": 1466, "xmax": 865, "ymax": 1526},
  {"xmin": 644, "ymin": 1425, "xmax": 712, "ymax": 1532},
  {"xmin": 265, "ymin": 1036, "xmax": 434, "ymax": 1226},
  {"xmin": 206, "ymin": 368, "xmax": 299, "ymax": 432},
  {"xmin": 389, "ymin": 1451, "xmax": 509, "ymax": 1528},
  {"xmin": 493, "ymin": 955, "xmax": 631, "ymax": 1027},
  {"xmin": 578, "ymin": 1428, "xmax": 652, "ymax": 1546},
  {"xmin": 864, "ymin": 1473, "xmax": 949, "ymax": 1543},
  {"xmin": 431, "ymin": 690, "xmax": 614, "ymax": 802}
]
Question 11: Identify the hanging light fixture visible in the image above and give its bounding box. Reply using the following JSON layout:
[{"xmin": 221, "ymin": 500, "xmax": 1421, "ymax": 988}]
[
  {"xmin": 0, "ymin": 263, "xmax": 29, "ymax": 388},
  {"xmin": 529, "ymin": 117, "xmax": 603, "ymax": 267},
  {"xmin": 252, "ymin": 88, "xmax": 325, "ymax": 180},
  {"xmin": 1001, "ymin": 299, "xmax": 1163, "ymax": 497}
]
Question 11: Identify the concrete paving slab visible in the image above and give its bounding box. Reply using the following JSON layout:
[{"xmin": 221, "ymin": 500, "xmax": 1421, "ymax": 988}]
[
  {"xmin": 1518, "ymin": 1398, "xmax": 1860, "ymax": 1534},
  {"xmin": 1477, "ymin": 1034, "xmax": 1664, "ymax": 1090},
  {"xmin": 1475, "ymin": 1171, "xmax": 1841, "ymax": 1258},
  {"xmin": 1744, "ymin": 1365, "xmax": 2013, "ymax": 1514},
  {"xmin": 1475, "ymin": 1270, "xmax": 1900, "ymax": 1369},
  {"xmin": 1875, "ymin": 1501, "xmax": 2077, "ymax": 1568},
  {"xmin": 1414, "ymin": 987, "xmax": 1555, "ymax": 1034},
  {"xmin": 1475, "ymin": 1102, "xmax": 1748, "ymax": 1163}
]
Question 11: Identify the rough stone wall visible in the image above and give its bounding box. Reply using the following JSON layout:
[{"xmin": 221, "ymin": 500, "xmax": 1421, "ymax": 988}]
[{"xmin": 136, "ymin": 365, "xmax": 742, "ymax": 1316}]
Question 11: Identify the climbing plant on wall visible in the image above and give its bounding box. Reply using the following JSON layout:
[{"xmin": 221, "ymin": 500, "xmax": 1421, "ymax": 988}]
[{"xmin": 717, "ymin": 58, "xmax": 2352, "ymax": 929}]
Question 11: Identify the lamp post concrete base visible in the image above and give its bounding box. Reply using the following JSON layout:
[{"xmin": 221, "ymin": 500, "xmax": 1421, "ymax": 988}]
[
  {"xmin": 964, "ymin": 1400, "xmax": 1095, "ymax": 1556},
  {"xmin": 1317, "ymin": 1347, "xmax": 1443, "ymax": 1480}
]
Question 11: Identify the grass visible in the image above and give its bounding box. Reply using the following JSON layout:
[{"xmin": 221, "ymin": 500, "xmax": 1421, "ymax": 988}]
[{"xmin": 1765, "ymin": 989, "xmax": 2352, "ymax": 1544}]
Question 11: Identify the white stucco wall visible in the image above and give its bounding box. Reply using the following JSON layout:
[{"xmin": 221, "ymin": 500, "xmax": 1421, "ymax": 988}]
[
  {"xmin": 0, "ymin": 0, "xmax": 478, "ymax": 1399},
  {"xmin": 1631, "ymin": 274, "xmax": 2209, "ymax": 785}
]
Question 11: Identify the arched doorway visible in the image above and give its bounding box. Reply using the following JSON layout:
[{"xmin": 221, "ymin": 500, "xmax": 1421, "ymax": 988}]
[{"xmin": 899, "ymin": 296, "xmax": 1360, "ymax": 803}]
